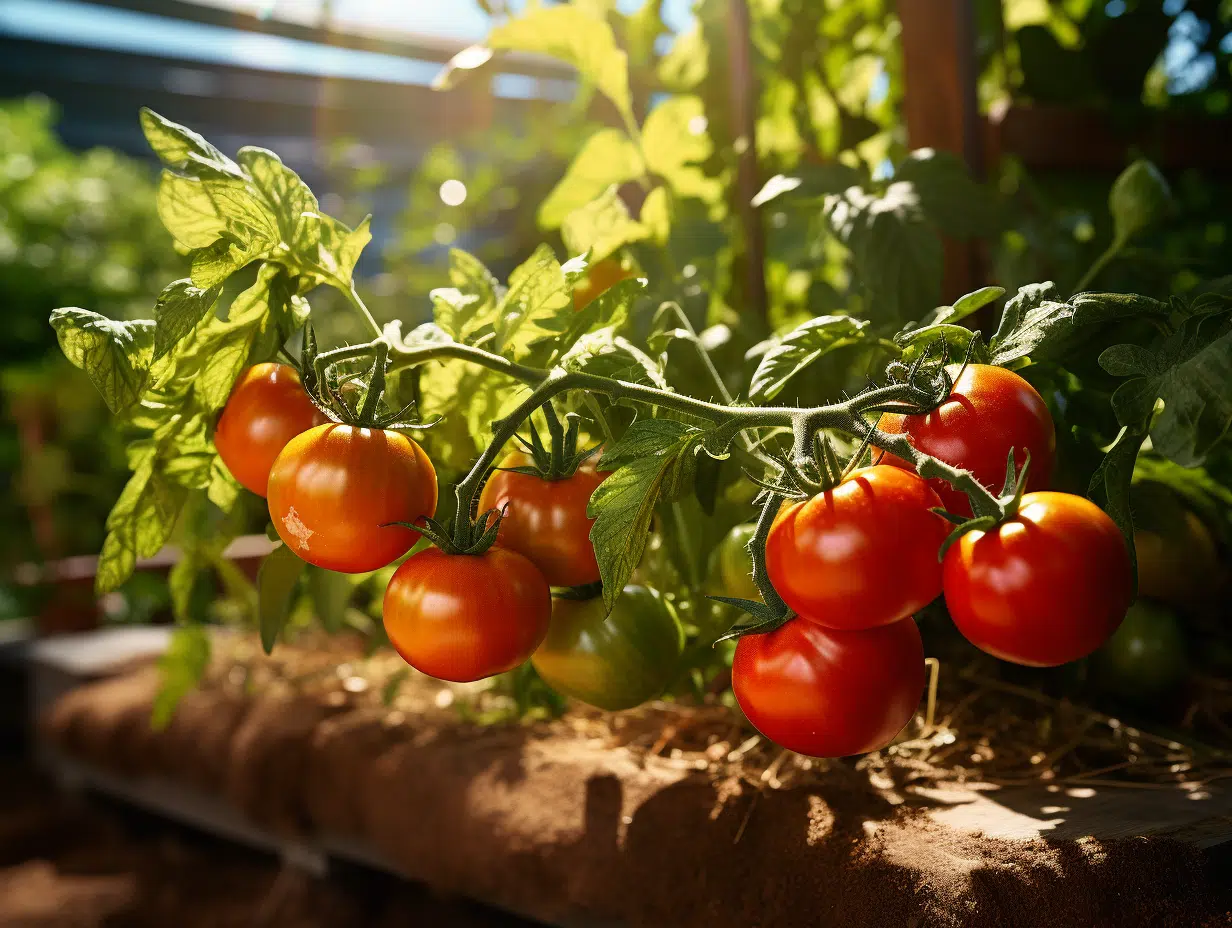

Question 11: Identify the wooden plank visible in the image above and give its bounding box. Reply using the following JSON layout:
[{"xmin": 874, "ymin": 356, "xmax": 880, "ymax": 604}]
[
  {"xmin": 897, "ymin": 0, "xmax": 982, "ymax": 300},
  {"xmin": 987, "ymin": 102, "xmax": 1232, "ymax": 174}
]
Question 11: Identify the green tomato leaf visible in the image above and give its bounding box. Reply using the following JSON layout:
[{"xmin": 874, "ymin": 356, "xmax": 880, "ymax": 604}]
[
  {"xmin": 824, "ymin": 182, "xmax": 942, "ymax": 323},
  {"xmin": 494, "ymin": 244, "xmax": 573, "ymax": 361},
  {"xmin": 918, "ymin": 286, "xmax": 1005, "ymax": 328},
  {"xmin": 1110, "ymin": 159, "xmax": 1172, "ymax": 245},
  {"xmin": 747, "ymin": 315, "xmax": 869, "ymax": 401},
  {"xmin": 153, "ymin": 279, "xmax": 222, "ymax": 360},
  {"xmin": 538, "ymin": 129, "xmax": 645, "ymax": 230},
  {"xmin": 642, "ymin": 95, "xmax": 711, "ymax": 185},
  {"xmin": 140, "ymin": 108, "xmax": 241, "ymax": 178},
  {"xmin": 444, "ymin": 7, "xmax": 634, "ymax": 126},
  {"xmin": 895, "ymin": 324, "xmax": 981, "ymax": 367},
  {"xmin": 96, "ymin": 459, "xmax": 187, "ymax": 594},
  {"xmin": 306, "ymin": 566, "xmax": 355, "ymax": 635},
  {"xmin": 591, "ymin": 419, "xmax": 705, "ymax": 610},
  {"xmin": 1099, "ymin": 315, "xmax": 1232, "ymax": 467},
  {"xmin": 533, "ymin": 275, "xmax": 644, "ymax": 366},
  {"xmin": 1072, "ymin": 291, "xmax": 1170, "ymax": 324},
  {"xmin": 988, "ymin": 282, "xmax": 1076, "ymax": 367},
  {"xmin": 895, "ymin": 149, "xmax": 1000, "ymax": 240},
  {"xmin": 207, "ymin": 458, "xmax": 242, "ymax": 512},
  {"xmin": 1088, "ymin": 425, "xmax": 1148, "ymax": 577},
  {"xmin": 431, "ymin": 249, "xmax": 502, "ymax": 343},
  {"xmin": 152, "ymin": 625, "xmax": 211, "ymax": 730},
  {"xmin": 258, "ymin": 543, "xmax": 306, "ymax": 654},
  {"xmin": 560, "ymin": 327, "xmax": 668, "ymax": 388},
  {"xmin": 50, "ymin": 308, "xmax": 155, "ymax": 415},
  {"xmin": 562, "ymin": 185, "xmax": 649, "ymax": 263}
]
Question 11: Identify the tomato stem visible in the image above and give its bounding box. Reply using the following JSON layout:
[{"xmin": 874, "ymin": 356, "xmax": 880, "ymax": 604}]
[
  {"xmin": 344, "ymin": 283, "xmax": 383, "ymax": 339},
  {"xmin": 378, "ymin": 337, "xmax": 1007, "ymax": 535}
]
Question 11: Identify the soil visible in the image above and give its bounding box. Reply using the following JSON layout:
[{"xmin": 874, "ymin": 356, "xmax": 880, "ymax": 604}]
[
  {"xmin": 38, "ymin": 636, "xmax": 1232, "ymax": 928},
  {"xmin": 0, "ymin": 761, "xmax": 535, "ymax": 928}
]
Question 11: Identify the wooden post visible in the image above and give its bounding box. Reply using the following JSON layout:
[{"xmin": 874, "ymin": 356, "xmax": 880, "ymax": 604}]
[
  {"xmin": 727, "ymin": 0, "xmax": 769, "ymax": 327},
  {"xmin": 898, "ymin": 0, "xmax": 983, "ymax": 299}
]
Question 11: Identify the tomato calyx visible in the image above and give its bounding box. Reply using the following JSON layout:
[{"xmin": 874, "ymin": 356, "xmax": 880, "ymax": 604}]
[
  {"xmin": 299, "ymin": 325, "xmax": 438, "ymax": 431},
  {"xmin": 385, "ymin": 506, "xmax": 505, "ymax": 556},
  {"xmin": 934, "ymin": 448, "xmax": 1033, "ymax": 559},
  {"xmin": 498, "ymin": 402, "xmax": 600, "ymax": 481}
]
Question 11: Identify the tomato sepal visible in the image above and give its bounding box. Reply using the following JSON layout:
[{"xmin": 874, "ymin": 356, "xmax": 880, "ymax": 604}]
[
  {"xmin": 505, "ymin": 404, "xmax": 601, "ymax": 481},
  {"xmin": 384, "ymin": 507, "xmax": 504, "ymax": 556},
  {"xmin": 934, "ymin": 448, "xmax": 1034, "ymax": 560},
  {"xmin": 707, "ymin": 595, "xmax": 794, "ymax": 644}
]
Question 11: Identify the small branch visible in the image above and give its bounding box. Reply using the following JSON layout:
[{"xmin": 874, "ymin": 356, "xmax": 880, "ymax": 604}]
[
  {"xmin": 386, "ymin": 339, "xmax": 547, "ymax": 386},
  {"xmin": 1072, "ymin": 237, "xmax": 1124, "ymax": 295},
  {"xmin": 749, "ymin": 490, "xmax": 789, "ymax": 616},
  {"xmin": 344, "ymin": 283, "xmax": 383, "ymax": 339}
]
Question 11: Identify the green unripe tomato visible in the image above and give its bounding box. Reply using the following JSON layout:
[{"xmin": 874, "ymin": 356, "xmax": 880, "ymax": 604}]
[
  {"xmin": 532, "ymin": 586, "xmax": 683, "ymax": 711},
  {"xmin": 1092, "ymin": 600, "xmax": 1187, "ymax": 701},
  {"xmin": 709, "ymin": 523, "xmax": 761, "ymax": 602}
]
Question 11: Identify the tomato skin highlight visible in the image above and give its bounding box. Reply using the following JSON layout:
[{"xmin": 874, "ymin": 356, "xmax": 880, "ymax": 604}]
[
  {"xmin": 214, "ymin": 362, "xmax": 324, "ymax": 497},
  {"xmin": 877, "ymin": 364, "xmax": 1055, "ymax": 517},
  {"xmin": 942, "ymin": 491, "xmax": 1133, "ymax": 667},
  {"xmin": 267, "ymin": 424, "xmax": 437, "ymax": 573},
  {"xmin": 765, "ymin": 465, "xmax": 948, "ymax": 630},
  {"xmin": 732, "ymin": 617, "xmax": 925, "ymax": 757},
  {"xmin": 383, "ymin": 547, "xmax": 551, "ymax": 683},
  {"xmin": 478, "ymin": 451, "xmax": 608, "ymax": 587},
  {"xmin": 532, "ymin": 586, "xmax": 683, "ymax": 710}
]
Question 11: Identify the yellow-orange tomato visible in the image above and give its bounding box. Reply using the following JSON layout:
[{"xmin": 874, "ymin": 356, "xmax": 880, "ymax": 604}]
[
  {"xmin": 268, "ymin": 424, "xmax": 437, "ymax": 573},
  {"xmin": 478, "ymin": 451, "xmax": 608, "ymax": 587},
  {"xmin": 573, "ymin": 257, "xmax": 636, "ymax": 310},
  {"xmin": 214, "ymin": 363, "xmax": 324, "ymax": 496}
]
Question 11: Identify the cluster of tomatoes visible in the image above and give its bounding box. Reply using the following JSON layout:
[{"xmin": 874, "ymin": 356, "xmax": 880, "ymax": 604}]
[
  {"xmin": 215, "ymin": 360, "xmax": 1134, "ymax": 759},
  {"xmin": 215, "ymin": 362, "xmax": 670, "ymax": 703},
  {"xmin": 732, "ymin": 364, "xmax": 1133, "ymax": 757}
]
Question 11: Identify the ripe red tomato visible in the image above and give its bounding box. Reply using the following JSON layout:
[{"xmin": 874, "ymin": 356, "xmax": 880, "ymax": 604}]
[
  {"xmin": 268, "ymin": 424, "xmax": 437, "ymax": 573},
  {"xmin": 573, "ymin": 257, "xmax": 635, "ymax": 310},
  {"xmin": 732, "ymin": 617, "xmax": 925, "ymax": 757},
  {"xmin": 765, "ymin": 465, "xmax": 948, "ymax": 630},
  {"xmin": 383, "ymin": 546, "xmax": 551, "ymax": 682},
  {"xmin": 478, "ymin": 451, "xmax": 608, "ymax": 587},
  {"xmin": 214, "ymin": 362, "xmax": 324, "ymax": 497},
  {"xmin": 877, "ymin": 364, "xmax": 1055, "ymax": 516},
  {"xmin": 942, "ymin": 491, "xmax": 1133, "ymax": 667}
]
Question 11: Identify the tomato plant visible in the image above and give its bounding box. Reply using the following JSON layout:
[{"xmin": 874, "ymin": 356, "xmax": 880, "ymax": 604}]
[
  {"xmin": 214, "ymin": 362, "xmax": 324, "ymax": 497},
  {"xmin": 49, "ymin": 71, "xmax": 1232, "ymax": 758},
  {"xmin": 383, "ymin": 546, "xmax": 551, "ymax": 683},
  {"xmin": 943, "ymin": 492, "xmax": 1133, "ymax": 667},
  {"xmin": 532, "ymin": 586, "xmax": 682, "ymax": 710},
  {"xmin": 732, "ymin": 617, "xmax": 925, "ymax": 757},
  {"xmin": 766, "ymin": 466, "xmax": 947, "ymax": 630},
  {"xmin": 268, "ymin": 424, "xmax": 437, "ymax": 573},
  {"xmin": 478, "ymin": 451, "xmax": 607, "ymax": 587},
  {"xmin": 877, "ymin": 364, "xmax": 1055, "ymax": 517}
]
